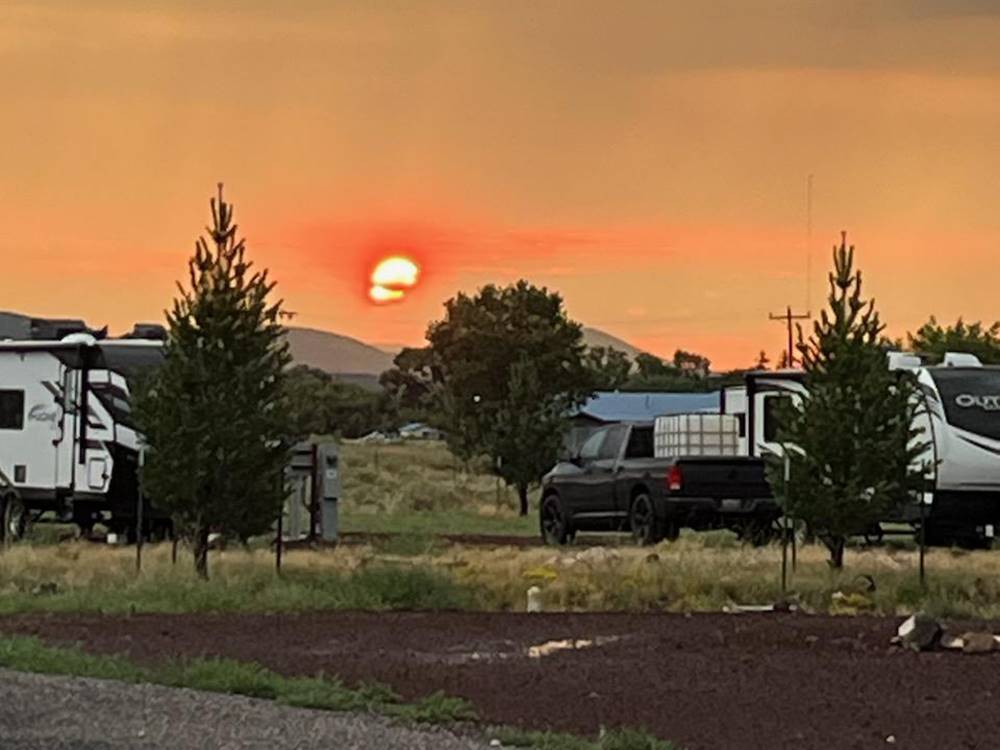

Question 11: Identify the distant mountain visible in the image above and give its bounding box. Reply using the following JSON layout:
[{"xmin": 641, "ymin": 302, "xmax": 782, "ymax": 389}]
[
  {"xmin": 581, "ymin": 327, "xmax": 647, "ymax": 359},
  {"xmin": 3, "ymin": 309, "xmax": 647, "ymax": 381},
  {"xmin": 284, "ymin": 327, "xmax": 395, "ymax": 378}
]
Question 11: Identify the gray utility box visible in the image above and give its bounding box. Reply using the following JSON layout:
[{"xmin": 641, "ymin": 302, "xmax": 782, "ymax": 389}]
[{"xmin": 284, "ymin": 440, "xmax": 340, "ymax": 542}]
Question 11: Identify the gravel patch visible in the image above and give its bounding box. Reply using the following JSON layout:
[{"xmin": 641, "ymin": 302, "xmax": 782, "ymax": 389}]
[{"xmin": 0, "ymin": 669, "xmax": 495, "ymax": 750}]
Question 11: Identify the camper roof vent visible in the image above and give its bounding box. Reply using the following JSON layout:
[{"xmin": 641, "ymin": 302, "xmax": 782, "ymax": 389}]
[
  {"xmin": 123, "ymin": 323, "xmax": 167, "ymax": 341},
  {"xmin": 61, "ymin": 332, "xmax": 97, "ymax": 346},
  {"xmin": 942, "ymin": 352, "xmax": 982, "ymax": 368},
  {"xmin": 887, "ymin": 352, "xmax": 922, "ymax": 371}
]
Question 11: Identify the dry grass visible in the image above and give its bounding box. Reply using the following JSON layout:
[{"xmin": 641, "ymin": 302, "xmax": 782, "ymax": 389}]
[
  {"xmin": 4, "ymin": 534, "xmax": 1000, "ymax": 619},
  {"xmin": 438, "ymin": 536, "xmax": 1000, "ymax": 618}
]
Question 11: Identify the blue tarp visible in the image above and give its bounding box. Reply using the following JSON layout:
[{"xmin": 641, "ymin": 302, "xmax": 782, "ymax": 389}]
[{"xmin": 576, "ymin": 391, "xmax": 721, "ymax": 423}]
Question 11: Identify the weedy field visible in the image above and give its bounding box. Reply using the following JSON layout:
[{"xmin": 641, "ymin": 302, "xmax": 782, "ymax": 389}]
[
  {"xmin": 5, "ymin": 439, "xmax": 1000, "ymax": 619},
  {"xmin": 3, "ymin": 534, "xmax": 1000, "ymax": 619}
]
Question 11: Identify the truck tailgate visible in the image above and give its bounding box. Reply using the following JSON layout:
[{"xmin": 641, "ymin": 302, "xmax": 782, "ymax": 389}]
[{"xmin": 674, "ymin": 457, "xmax": 772, "ymax": 498}]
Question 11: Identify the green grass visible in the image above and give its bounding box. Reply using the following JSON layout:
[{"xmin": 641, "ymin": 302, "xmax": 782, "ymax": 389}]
[
  {"xmin": 0, "ymin": 636, "xmax": 670, "ymax": 747},
  {"xmin": 493, "ymin": 727, "xmax": 673, "ymax": 750},
  {"xmin": 340, "ymin": 508, "xmax": 537, "ymax": 537},
  {"xmin": 0, "ymin": 545, "xmax": 476, "ymax": 615},
  {"xmin": 0, "ymin": 636, "xmax": 475, "ymax": 724}
]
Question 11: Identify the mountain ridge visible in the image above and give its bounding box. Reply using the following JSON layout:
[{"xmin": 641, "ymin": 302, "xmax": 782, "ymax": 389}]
[{"xmin": 1, "ymin": 310, "xmax": 648, "ymax": 378}]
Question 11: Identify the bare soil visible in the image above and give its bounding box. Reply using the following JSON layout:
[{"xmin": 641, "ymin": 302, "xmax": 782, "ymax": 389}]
[{"xmin": 2, "ymin": 611, "xmax": 998, "ymax": 749}]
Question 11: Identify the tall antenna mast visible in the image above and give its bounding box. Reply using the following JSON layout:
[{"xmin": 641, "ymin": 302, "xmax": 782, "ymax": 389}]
[{"xmin": 806, "ymin": 173, "xmax": 813, "ymax": 314}]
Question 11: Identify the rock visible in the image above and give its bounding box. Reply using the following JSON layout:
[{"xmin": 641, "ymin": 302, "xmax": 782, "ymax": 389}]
[
  {"xmin": 961, "ymin": 632, "xmax": 996, "ymax": 654},
  {"xmin": 896, "ymin": 614, "xmax": 942, "ymax": 652},
  {"xmin": 490, "ymin": 740, "xmax": 502, "ymax": 747},
  {"xmin": 886, "ymin": 735, "xmax": 896, "ymax": 744},
  {"xmin": 805, "ymin": 635, "xmax": 819, "ymax": 645}
]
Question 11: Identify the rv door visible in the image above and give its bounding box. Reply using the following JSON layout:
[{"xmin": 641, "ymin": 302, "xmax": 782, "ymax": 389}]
[{"xmin": 54, "ymin": 365, "xmax": 79, "ymax": 490}]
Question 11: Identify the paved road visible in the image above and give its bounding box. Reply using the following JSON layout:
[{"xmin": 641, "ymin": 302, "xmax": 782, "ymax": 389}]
[{"xmin": 0, "ymin": 669, "xmax": 495, "ymax": 750}]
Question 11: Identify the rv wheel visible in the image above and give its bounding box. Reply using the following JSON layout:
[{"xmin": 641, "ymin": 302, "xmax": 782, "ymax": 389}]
[{"xmin": 2, "ymin": 495, "xmax": 29, "ymax": 542}]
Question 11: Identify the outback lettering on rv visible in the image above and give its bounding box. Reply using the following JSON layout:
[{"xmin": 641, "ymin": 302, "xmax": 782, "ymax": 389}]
[
  {"xmin": 28, "ymin": 404, "xmax": 60, "ymax": 423},
  {"xmin": 955, "ymin": 394, "xmax": 1000, "ymax": 411}
]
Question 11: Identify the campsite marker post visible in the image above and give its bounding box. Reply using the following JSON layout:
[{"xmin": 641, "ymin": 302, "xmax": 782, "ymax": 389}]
[{"xmin": 781, "ymin": 453, "xmax": 791, "ymax": 594}]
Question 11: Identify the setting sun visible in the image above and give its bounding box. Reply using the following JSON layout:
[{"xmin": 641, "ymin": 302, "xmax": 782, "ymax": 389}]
[{"xmin": 369, "ymin": 256, "xmax": 420, "ymax": 303}]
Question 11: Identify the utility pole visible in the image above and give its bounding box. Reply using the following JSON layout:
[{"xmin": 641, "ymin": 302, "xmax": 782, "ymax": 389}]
[
  {"xmin": 769, "ymin": 306, "xmax": 811, "ymax": 368},
  {"xmin": 806, "ymin": 174, "xmax": 813, "ymax": 314}
]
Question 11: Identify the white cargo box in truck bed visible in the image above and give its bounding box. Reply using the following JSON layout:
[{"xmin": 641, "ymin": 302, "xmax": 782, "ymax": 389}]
[{"xmin": 654, "ymin": 414, "xmax": 741, "ymax": 457}]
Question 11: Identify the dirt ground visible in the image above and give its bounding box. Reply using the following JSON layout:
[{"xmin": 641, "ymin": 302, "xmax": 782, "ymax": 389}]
[{"xmin": 2, "ymin": 611, "xmax": 998, "ymax": 749}]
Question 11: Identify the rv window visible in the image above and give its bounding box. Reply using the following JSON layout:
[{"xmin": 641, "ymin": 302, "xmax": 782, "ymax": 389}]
[
  {"xmin": 63, "ymin": 370, "xmax": 79, "ymax": 414},
  {"xmin": 625, "ymin": 426, "xmax": 654, "ymax": 458},
  {"xmin": 763, "ymin": 395, "xmax": 789, "ymax": 442},
  {"xmin": 0, "ymin": 390, "xmax": 25, "ymax": 430},
  {"xmin": 929, "ymin": 369, "xmax": 1000, "ymax": 441}
]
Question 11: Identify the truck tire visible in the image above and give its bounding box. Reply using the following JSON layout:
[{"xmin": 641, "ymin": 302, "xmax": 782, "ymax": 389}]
[
  {"xmin": 540, "ymin": 493, "xmax": 574, "ymax": 545},
  {"xmin": 629, "ymin": 492, "xmax": 662, "ymax": 546}
]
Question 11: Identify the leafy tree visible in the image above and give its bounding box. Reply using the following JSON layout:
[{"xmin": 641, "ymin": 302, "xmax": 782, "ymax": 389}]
[
  {"xmin": 754, "ymin": 350, "xmax": 770, "ymax": 370},
  {"xmin": 284, "ymin": 365, "xmax": 384, "ymax": 439},
  {"xmin": 491, "ymin": 356, "xmax": 569, "ymax": 507},
  {"xmin": 378, "ymin": 346, "xmax": 440, "ymax": 425},
  {"xmin": 634, "ymin": 352, "xmax": 671, "ymax": 380},
  {"xmin": 908, "ymin": 317, "xmax": 1000, "ymax": 364},
  {"xmin": 672, "ymin": 349, "xmax": 711, "ymax": 377},
  {"xmin": 135, "ymin": 186, "xmax": 290, "ymax": 579},
  {"xmin": 768, "ymin": 233, "xmax": 926, "ymax": 568},
  {"xmin": 427, "ymin": 281, "xmax": 593, "ymax": 515},
  {"xmin": 585, "ymin": 346, "xmax": 632, "ymax": 390}
]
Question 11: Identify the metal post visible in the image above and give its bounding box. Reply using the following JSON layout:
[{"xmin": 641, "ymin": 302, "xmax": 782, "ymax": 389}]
[
  {"xmin": 781, "ymin": 453, "xmax": 791, "ymax": 593},
  {"xmin": 919, "ymin": 493, "xmax": 927, "ymax": 588},
  {"xmin": 135, "ymin": 492, "xmax": 144, "ymax": 573},
  {"xmin": 791, "ymin": 519, "xmax": 797, "ymax": 572},
  {"xmin": 136, "ymin": 447, "xmax": 145, "ymax": 573},
  {"xmin": 276, "ymin": 510, "xmax": 283, "ymax": 575}
]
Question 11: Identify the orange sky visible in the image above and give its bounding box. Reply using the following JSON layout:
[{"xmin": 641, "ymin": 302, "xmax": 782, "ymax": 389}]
[{"xmin": 2, "ymin": 1, "xmax": 999, "ymax": 368}]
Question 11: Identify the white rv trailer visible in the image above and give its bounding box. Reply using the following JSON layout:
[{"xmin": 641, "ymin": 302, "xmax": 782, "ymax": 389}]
[
  {"xmin": 720, "ymin": 353, "xmax": 1000, "ymax": 546},
  {"xmin": 0, "ymin": 334, "xmax": 165, "ymax": 540}
]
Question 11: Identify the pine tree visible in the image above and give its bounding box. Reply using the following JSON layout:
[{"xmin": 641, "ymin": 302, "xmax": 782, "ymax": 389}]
[
  {"xmin": 135, "ymin": 185, "xmax": 291, "ymax": 578},
  {"xmin": 768, "ymin": 233, "xmax": 926, "ymax": 568}
]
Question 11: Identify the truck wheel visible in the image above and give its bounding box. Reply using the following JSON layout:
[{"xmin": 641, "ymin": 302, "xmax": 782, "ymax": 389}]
[
  {"xmin": 540, "ymin": 494, "xmax": 573, "ymax": 545},
  {"xmin": 629, "ymin": 493, "xmax": 662, "ymax": 546}
]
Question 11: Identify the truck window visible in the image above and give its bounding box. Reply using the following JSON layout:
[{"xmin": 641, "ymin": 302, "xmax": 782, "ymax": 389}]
[
  {"xmin": 578, "ymin": 429, "xmax": 606, "ymax": 461},
  {"xmin": 625, "ymin": 426, "xmax": 654, "ymax": 458},
  {"xmin": 599, "ymin": 425, "xmax": 629, "ymax": 461},
  {"xmin": 0, "ymin": 390, "xmax": 24, "ymax": 430}
]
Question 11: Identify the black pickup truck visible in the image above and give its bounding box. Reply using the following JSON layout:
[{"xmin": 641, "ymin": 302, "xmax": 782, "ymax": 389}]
[{"xmin": 539, "ymin": 422, "xmax": 778, "ymax": 545}]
